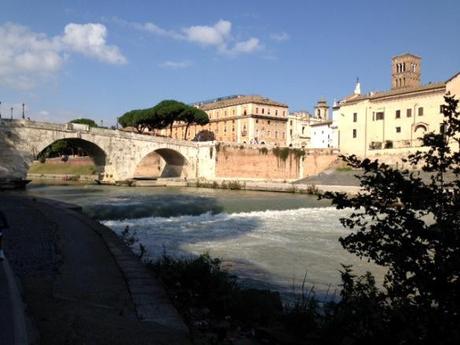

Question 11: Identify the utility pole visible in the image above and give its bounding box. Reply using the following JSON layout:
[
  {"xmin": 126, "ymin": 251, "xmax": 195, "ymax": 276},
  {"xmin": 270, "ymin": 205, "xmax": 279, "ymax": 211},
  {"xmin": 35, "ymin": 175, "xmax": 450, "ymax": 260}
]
[
  {"xmin": 10, "ymin": 107, "xmax": 13, "ymax": 119},
  {"xmin": 22, "ymin": 103, "xmax": 25, "ymax": 119}
]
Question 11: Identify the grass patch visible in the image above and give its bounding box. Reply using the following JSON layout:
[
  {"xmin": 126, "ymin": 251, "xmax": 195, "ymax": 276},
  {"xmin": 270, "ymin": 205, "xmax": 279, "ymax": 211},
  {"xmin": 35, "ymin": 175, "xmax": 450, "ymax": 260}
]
[
  {"xmin": 29, "ymin": 162, "xmax": 98, "ymax": 175},
  {"xmin": 335, "ymin": 166, "xmax": 352, "ymax": 172}
]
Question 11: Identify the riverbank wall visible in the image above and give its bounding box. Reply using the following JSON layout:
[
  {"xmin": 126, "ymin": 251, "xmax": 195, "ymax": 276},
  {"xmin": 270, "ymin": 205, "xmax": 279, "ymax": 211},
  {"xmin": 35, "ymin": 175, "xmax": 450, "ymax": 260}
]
[{"xmin": 215, "ymin": 144, "xmax": 338, "ymax": 180}]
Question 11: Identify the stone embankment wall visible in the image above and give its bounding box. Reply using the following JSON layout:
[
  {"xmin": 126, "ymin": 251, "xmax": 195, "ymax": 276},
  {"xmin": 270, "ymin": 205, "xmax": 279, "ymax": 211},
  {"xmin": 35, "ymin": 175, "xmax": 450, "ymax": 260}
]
[{"xmin": 215, "ymin": 145, "xmax": 338, "ymax": 180}]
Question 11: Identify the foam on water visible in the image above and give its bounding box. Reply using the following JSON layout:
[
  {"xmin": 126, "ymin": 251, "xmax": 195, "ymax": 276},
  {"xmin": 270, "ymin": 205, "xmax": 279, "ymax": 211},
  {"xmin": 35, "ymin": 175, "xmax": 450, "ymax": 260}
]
[{"xmin": 102, "ymin": 207, "xmax": 385, "ymax": 295}]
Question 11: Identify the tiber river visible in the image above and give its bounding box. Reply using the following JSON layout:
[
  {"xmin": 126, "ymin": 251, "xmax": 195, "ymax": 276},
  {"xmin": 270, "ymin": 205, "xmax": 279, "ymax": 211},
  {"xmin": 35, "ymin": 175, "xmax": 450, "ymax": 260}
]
[{"xmin": 26, "ymin": 184, "xmax": 385, "ymax": 300}]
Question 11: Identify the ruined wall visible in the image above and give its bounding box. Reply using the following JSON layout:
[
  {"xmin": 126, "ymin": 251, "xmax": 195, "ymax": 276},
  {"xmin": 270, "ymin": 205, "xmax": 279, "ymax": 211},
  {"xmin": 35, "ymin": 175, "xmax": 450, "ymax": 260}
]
[{"xmin": 215, "ymin": 145, "xmax": 338, "ymax": 180}]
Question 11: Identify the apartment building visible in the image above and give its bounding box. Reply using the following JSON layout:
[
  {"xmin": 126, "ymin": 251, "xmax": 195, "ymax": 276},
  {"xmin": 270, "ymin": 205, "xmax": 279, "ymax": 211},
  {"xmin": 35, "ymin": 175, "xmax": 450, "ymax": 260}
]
[{"xmin": 170, "ymin": 95, "xmax": 289, "ymax": 145}]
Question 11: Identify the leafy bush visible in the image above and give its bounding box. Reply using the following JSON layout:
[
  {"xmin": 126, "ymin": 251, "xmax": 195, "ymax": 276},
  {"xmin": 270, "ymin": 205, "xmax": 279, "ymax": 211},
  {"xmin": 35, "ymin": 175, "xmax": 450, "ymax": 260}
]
[{"xmin": 321, "ymin": 95, "xmax": 460, "ymax": 344}]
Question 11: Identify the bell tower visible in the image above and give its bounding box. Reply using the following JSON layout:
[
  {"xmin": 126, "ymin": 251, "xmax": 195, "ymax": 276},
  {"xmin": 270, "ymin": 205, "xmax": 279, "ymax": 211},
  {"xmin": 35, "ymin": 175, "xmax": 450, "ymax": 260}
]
[
  {"xmin": 314, "ymin": 99, "xmax": 329, "ymax": 121},
  {"xmin": 392, "ymin": 53, "xmax": 421, "ymax": 89}
]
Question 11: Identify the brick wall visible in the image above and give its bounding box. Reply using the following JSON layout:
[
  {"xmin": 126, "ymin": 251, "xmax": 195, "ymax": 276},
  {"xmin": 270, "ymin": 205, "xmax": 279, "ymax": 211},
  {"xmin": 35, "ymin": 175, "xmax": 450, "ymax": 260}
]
[{"xmin": 215, "ymin": 146, "xmax": 338, "ymax": 180}]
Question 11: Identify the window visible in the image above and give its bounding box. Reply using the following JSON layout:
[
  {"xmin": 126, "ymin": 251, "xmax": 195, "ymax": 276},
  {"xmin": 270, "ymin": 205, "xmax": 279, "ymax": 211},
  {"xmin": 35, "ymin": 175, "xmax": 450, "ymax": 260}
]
[
  {"xmin": 267, "ymin": 108, "xmax": 271, "ymax": 114},
  {"xmin": 275, "ymin": 131, "xmax": 278, "ymax": 138},
  {"xmin": 261, "ymin": 108, "xmax": 265, "ymax": 114},
  {"xmin": 302, "ymin": 127, "xmax": 305, "ymax": 134},
  {"xmin": 440, "ymin": 105, "xmax": 444, "ymax": 113},
  {"xmin": 418, "ymin": 107, "xmax": 424, "ymax": 116},
  {"xmin": 256, "ymin": 107, "xmax": 258, "ymax": 114},
  {"xmin": 406, "ymin": 109, "xmax": 412, "ymax": 117},
  {"xmin": 290, "ymin": 129, "xmax": 293, "ymax": 136},
  {"xmin": 395, "ymin": 110, "xmax": 401, "ymax": 119},
  {"xmin": 396, "ymin": 126, "xmax": 401, "ymax": 133},
  {"xmin": 267, "ymin": 120, "xmax": 271, "ymax": 124},
  {"xmin": 232, "ymin": 109, "xmax": 235, "ymax": 115},
  {"xmin": 256, "ymin": 119, "xmax": 259, "ymax": 123},
  {"xmin": 353, "ymin": 113, "xmax": 357, "ymax": 122},
  {"xmin": 275, "ymin": 110, "xmax": 278, "ymax": 116},
  {"xmin": 244, "ymin": 110, "xmax": 247, "ymax": 115},
  {"xmin": 376, "ymin": 112, "xmax": 385, "ymax": 120},
  {"xmin": 283, "ymin": 111, "xmax": 286, "ymax": 116},
  {"xmin": 353, "ymin": 129, "xmax": 357, "ymax": 138},
  {"xmin": 290, "ymin": 120, "xmax": 293, "ymax": 126}
]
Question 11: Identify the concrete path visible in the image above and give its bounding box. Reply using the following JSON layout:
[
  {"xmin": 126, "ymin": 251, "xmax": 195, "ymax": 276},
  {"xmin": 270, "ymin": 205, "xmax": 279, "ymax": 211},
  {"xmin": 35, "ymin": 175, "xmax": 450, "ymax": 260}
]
[{"xmin": 0, "ymin": 194, "xmax": 190, "ymax": 345}]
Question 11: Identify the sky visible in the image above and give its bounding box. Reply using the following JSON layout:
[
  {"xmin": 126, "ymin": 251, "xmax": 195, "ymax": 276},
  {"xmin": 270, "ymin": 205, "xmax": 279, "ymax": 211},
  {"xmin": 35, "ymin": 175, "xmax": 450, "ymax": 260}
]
[{"xmin": 1, "ymin": 0, "xmax": 459, "ymax": 126}]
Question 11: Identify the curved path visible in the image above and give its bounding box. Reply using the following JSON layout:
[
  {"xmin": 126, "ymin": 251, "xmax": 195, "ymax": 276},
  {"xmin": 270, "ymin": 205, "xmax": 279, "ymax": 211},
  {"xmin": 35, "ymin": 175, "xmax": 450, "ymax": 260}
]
[{"xmin": 0, "ymin": 194, "xmax": 190, "ymax": 345}]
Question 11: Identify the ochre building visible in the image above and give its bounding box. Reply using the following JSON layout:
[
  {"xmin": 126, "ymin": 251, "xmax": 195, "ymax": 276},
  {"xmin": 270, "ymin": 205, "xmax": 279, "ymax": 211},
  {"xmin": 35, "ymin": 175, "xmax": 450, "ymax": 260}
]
[
  {"xmin": 169, "ymin": 95, "xmax": 289, "ymax": 145},
  {"xmin": 333, "ymin": 53, "xmax": 460, "ymax": 157}
]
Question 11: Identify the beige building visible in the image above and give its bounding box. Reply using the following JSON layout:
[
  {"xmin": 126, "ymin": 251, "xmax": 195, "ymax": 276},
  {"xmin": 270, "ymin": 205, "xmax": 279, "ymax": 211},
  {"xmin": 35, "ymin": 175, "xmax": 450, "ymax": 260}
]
[
  {"xmin": 333, "ymin": 53, "xmax": 460, "ymax": 157},
  {"xmin": 170, "ymin": 95, "xmax": 289, "ymax": 145},
  {"xmin": 286, "ymin": 111, "xmax": 314, "ymax": 147}
]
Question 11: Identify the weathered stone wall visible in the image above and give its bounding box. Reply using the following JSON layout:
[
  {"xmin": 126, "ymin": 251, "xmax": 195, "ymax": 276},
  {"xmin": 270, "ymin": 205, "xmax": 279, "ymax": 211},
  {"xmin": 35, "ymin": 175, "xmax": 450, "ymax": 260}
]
[
  {"xmin": 302, "ymin": 153, "xmax": 339, "ymax": 177},
  {"xmin": 215, "ymin": 145, "xmax": 338, "ymax": 180}
]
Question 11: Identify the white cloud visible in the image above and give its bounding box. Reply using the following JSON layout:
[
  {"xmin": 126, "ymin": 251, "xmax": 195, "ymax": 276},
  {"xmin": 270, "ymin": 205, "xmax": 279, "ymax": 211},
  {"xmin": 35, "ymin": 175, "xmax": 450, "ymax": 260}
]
[
  {"xmin": 0, "ymin": 23, "xmax": 63, "ymax": 89},
  {"xmin": 120, "ymin": 18, "xmax": 261, "ymax": 56},
  {"xmin": 159, "ymin": 60, "xmax": 192, "ymax": 69},
  {"xmin": 0, "ymin": 22, "xmax": 126, "ymax": 90},
  {"xmin": 61, "ymin": 23, "xmax": 126, "ymax": 64},
  {"xmin": 182, "ymin": 20, "xmax": 231, "ymax": 47},
  {"xmin": 270, "ymin": 32, "xmax": 290, "ymax": 42},
  {"xmin": 227, "ymin": 37, "xmax": 261, "ymax": 54}
]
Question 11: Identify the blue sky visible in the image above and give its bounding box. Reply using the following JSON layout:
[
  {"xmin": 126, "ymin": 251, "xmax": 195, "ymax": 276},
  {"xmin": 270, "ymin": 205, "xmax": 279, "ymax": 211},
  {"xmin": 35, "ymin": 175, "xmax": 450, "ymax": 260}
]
[{"xmin": 1, "ymin": 0, "xmax": 459, "ymax": 126}]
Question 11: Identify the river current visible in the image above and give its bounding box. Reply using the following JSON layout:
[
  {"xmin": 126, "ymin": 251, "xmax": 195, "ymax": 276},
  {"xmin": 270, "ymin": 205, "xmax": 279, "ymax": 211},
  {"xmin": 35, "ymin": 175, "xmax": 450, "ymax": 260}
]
[{"xmin": 26, "ymin": 184, "xmax": 385, "ymax": 299}]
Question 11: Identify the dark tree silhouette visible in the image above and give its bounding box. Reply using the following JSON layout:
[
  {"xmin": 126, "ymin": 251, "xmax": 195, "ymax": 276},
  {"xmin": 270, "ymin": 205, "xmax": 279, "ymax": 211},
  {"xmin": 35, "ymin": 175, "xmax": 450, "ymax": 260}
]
[{"xmin": 321, "ymin": 94, "xmax": 460, "ymax": 344}]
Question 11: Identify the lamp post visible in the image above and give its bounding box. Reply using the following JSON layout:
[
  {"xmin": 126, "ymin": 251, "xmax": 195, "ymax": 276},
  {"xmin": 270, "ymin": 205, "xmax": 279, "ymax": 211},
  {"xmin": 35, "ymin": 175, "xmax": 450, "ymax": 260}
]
[{"xmin": 10, "ymin": 107, "xmax": 13, "ymax": 119}]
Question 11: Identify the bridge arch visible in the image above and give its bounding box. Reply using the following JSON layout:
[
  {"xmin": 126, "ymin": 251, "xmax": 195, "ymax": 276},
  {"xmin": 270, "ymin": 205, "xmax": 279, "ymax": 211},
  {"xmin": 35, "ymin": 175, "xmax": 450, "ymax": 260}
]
[
  {"xmin": 33, "ymin": 138, "xmax": 107, "ymax": 175},
  {"xmin": 134, "ymin": 148, "xmax": 188, "ymax": 179}
]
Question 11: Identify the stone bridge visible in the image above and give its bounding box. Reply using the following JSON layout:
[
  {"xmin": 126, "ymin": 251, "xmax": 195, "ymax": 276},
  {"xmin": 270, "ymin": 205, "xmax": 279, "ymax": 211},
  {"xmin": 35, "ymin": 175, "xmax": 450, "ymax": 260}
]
[{"xmin": 0, "ymin": 119, "xmax": 216, "ymax": 182}]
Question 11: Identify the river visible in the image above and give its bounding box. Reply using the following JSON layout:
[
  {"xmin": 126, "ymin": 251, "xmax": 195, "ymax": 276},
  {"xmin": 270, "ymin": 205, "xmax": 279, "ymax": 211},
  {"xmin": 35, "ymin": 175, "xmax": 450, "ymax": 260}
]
[{"xmin": 26, "ymin": 183, "xmax": 385, "ymax": 300}]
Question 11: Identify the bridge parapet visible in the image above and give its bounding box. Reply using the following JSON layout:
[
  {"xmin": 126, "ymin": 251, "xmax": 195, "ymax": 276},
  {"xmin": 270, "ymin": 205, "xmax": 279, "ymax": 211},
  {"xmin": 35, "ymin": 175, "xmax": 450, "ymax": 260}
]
[{"xmin": 0, "ymin": 119, "xmax": 211, "ymax": 148}]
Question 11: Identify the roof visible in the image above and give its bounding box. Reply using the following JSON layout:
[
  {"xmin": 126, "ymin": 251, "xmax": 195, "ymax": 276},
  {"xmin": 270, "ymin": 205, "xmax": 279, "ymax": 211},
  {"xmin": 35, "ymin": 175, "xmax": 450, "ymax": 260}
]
[
  {"xmin": 196, "ymin": 95, "xmax": 288, "ymax": 110},
  {"xmin": 310, "ymin": 120, "xmax": 333, "ymax": 127},
  {"xmin": 392, "ymin": 53, "xmax": 421, "ymax": 60},
  {"xmin": 337, "ymin": 80, "xmax": 448, "ymax": 106}
]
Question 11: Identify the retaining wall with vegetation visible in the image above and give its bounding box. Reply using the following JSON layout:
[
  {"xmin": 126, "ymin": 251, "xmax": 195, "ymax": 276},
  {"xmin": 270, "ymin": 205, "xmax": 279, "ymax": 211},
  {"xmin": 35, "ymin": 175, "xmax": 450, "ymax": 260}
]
[{"xmin": 215, "ymin": 144, "xmax": 338, "ymax": 180}]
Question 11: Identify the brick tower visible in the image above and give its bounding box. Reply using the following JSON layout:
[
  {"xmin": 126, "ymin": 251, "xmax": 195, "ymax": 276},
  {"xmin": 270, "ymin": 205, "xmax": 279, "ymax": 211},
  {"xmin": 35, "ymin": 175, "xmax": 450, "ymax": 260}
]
[{"xmin": 392, "ymin": 53, "xmax": 421, "ymax": 89}]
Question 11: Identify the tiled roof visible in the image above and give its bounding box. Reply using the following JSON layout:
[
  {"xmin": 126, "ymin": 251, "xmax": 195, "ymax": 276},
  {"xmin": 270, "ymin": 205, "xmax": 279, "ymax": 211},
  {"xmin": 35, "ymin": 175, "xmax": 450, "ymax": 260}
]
[
  {"xmin": 197, "ymin": 95, "xmax": 288, "ymax": 110},
  {"xmin": 338, "ymin": 81, "xmax": 447, "ymax": 106},
  {"xmin": 310, "ymin": 120, "xmax": 333, "ymax": 127}
]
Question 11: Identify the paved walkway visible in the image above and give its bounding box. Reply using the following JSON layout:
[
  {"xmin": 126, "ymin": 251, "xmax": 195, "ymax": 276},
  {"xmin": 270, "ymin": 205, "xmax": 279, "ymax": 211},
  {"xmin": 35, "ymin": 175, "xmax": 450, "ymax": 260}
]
[{"xmin": 0, "ymin": 194, "xmax": 190, "ymax": 345}]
